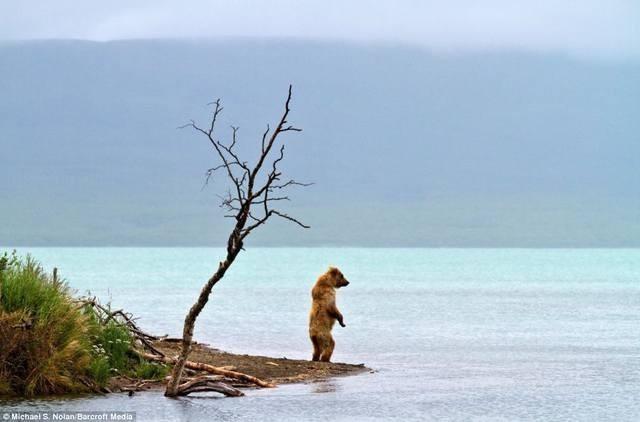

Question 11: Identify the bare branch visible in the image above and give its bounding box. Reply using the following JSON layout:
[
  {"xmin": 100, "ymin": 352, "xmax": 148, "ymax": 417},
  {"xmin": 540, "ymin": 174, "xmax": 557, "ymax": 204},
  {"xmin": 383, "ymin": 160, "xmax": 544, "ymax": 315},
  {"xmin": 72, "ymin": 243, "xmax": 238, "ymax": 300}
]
[
  {"xmin": 250, "ymin": 196, "xmax": 290, "ymax": 205},
  {"xmin": 272, "ymin": 180, "xmax": 314, "ymax": 189},
  {"xmin": 271, "ymin": 210, "xmax": 311, "ymax": 228},
  {"xmin": 208, "ymin": 100, "xmax": 223, "ymax": 135},
  {"xmin": 261, "ymin": 125, "xmax": 270, "ymax": 153},
  {"xmin": 249, "ymin": 85, "xmax": 297, "ymax": 188}
]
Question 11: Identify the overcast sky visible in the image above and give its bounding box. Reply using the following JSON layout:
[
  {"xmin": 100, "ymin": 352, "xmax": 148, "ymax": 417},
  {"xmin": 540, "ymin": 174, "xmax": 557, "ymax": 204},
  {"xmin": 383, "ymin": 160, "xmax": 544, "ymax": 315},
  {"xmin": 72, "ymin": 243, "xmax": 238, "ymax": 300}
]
[{"xmin": 1, "ymin": 0, "xmax": 638, "ymax": 59}]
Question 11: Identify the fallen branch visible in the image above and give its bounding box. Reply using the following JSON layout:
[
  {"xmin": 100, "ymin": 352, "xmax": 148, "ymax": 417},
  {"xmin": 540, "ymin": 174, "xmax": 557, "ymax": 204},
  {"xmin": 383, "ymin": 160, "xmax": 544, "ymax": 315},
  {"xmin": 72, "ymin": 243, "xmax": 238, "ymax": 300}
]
[
  {"xmin": 157, "ymin": 336, "xmax": 196, "ymax": 344},
  {"xmin": 79, "ymin": 298, "xmax": 166, "ymax": 357},
  {"xmin": 137, "ymin": 351, "xmax": 276, "ymax": 388},
  {"xmin": 176, "ymin": 375, "xmax": 244, "ymax": 397}
]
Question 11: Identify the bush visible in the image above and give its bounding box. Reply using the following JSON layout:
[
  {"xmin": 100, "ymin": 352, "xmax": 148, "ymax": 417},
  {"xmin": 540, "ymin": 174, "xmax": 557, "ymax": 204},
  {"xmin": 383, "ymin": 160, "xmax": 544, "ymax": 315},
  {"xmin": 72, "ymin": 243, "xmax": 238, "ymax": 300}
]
[
  {"xmin": 135, "ymin": 361, "xmax": 169, "ymax": 380},
  {"xmin": 88, "ymin": 357, "xmax": 111, "ymax": 388},
  {"xmin": 0, "ymin": 252, "xmax": 161, "ymax": 397},
  {"xmin": 0, "ymin": 252, "xmax": 93, "ymax": 396}
]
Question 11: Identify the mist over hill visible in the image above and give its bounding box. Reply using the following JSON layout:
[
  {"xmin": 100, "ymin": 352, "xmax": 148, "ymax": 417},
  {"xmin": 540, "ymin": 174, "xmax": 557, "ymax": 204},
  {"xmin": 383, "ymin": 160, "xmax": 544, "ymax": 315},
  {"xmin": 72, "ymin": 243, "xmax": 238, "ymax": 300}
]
[{"xmin": 1, "ymin": 40, "xmax": 638, "ymax": 246}]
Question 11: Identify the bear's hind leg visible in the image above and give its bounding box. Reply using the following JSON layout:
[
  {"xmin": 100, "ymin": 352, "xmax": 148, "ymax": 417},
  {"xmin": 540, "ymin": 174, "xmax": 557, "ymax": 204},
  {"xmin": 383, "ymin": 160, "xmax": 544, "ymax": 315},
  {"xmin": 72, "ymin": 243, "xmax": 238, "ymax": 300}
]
[
  {"xmin": 311, "ymin": 335, "xmax": 321, "ymax": 361},
  {"xmin": 319, "ymin": 336, "xmax": 335, "ymax": 362}
]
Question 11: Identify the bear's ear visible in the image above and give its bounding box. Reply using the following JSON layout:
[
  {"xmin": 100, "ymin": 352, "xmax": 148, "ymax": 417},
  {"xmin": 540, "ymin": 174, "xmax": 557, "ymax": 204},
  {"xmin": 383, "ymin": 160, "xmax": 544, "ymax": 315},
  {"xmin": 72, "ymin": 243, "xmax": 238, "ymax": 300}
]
[{"xmin": 328, "ymin": 266, "xmax": 340, "ymax": 276}]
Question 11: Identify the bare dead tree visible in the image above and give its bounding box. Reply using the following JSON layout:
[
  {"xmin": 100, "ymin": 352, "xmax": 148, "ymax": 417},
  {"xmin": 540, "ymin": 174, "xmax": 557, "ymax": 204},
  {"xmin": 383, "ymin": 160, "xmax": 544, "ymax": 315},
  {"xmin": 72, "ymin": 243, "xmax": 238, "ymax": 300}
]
[{"xmin": 165, "ymin": 85, "xmax": 310, "ymax": 397}]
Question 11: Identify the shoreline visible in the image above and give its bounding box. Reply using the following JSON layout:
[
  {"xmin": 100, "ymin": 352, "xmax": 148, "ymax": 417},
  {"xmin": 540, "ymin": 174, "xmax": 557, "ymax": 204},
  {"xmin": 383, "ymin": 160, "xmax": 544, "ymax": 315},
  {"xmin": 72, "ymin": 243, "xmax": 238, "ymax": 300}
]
[{"xmin": 108, "ymin": 339, "xmax": 370, "ymax": 394}]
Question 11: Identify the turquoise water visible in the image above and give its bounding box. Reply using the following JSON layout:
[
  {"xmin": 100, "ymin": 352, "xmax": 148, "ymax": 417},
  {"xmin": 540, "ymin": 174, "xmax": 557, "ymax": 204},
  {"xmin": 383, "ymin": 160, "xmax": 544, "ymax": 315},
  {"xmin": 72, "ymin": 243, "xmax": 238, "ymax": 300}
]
[{"xmin": 2, "ymin": 248, "xmax": 639, "ymax": 421}]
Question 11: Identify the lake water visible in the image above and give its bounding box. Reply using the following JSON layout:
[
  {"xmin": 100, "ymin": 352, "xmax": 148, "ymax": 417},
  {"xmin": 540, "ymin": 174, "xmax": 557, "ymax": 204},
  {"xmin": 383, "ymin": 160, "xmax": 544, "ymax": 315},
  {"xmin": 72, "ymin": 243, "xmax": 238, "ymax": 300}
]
[{"xmin": 1, "ymin": 248, "xmax": 639, "ymax": 421}]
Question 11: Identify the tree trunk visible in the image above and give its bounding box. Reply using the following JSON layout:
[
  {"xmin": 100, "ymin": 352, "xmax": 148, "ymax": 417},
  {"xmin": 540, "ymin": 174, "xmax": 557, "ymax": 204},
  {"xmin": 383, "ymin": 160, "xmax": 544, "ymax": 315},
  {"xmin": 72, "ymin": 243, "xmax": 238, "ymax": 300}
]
[
  {"xmin": 164, "ymin": 86, "xmax": 306, "ymax": 397},
  {"xmin": 165, "ymin": 244, "xmax": 242, "ymax": 396}
]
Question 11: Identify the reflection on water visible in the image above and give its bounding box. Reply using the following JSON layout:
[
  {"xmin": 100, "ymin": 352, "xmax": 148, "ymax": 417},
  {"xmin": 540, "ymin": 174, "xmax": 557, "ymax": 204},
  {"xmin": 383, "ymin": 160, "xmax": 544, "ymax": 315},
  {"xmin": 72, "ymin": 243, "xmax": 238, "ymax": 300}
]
[{"xmin": 310, "ymin": 380, "xmax": 339, "ymax": 394}]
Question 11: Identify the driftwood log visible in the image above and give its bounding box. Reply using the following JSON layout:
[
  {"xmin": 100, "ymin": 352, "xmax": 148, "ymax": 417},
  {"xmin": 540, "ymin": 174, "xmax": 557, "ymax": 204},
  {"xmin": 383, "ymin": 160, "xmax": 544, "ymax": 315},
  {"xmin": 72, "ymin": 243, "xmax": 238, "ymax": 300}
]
[
  {"xmin": 121, "ymin": 376, "xmax": 243, "ymax": 397},
  {"xmin": 137, "ymin": 351, "xmax": 275, "ymax": 388},
  {"xmin": 175, "ymin": 376, "xmax": 244, "ymax": 397}
]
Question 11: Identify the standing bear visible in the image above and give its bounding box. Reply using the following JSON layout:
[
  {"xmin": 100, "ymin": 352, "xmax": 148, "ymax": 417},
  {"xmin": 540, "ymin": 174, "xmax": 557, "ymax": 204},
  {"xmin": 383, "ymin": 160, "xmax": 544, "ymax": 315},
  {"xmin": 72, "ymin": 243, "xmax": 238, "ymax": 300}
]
[{"xmin": 309, "ymin": 267, "xmax": 350, "ymax": 362}]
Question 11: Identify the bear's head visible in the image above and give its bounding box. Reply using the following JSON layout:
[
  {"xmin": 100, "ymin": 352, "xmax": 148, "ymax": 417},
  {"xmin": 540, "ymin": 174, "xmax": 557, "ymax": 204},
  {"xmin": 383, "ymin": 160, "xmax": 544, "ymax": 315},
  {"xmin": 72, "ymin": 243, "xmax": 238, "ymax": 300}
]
[{"xmin": 327, "ymin": 266, "xmax": 350, "ymax": 288}]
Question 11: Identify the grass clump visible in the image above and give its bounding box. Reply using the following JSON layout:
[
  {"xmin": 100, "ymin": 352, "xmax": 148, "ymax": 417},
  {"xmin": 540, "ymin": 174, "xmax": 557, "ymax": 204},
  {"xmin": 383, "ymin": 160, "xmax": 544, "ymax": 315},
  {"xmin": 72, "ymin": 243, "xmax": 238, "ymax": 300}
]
[
  {"xmin": 0, "ymin": 251, "xmax": 162, "ymax": 396},
  {"xmin": 0, "ymin": 251, "xmax": 93, "ymax": 396}
]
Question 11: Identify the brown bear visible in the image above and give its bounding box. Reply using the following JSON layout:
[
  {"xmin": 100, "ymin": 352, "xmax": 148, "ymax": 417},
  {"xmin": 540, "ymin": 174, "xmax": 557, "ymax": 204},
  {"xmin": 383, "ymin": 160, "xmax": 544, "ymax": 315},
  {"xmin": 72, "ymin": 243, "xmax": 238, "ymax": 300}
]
[{"xmin": 309, "ymin": 267, "xmax": 350, "ymax": 362}]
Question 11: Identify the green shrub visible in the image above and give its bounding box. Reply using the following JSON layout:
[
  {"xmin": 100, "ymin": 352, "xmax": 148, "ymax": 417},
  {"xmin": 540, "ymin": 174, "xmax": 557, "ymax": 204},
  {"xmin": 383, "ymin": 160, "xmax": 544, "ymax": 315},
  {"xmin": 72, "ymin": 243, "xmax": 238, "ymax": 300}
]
[
  {"xmin": 135, "ymin": 361, "xmax": 169, "ymax": 380},
  {"xmin": 88, "ymin": 357, "xmax": 111, "ymax": 388},
  {"xmin": 95, "ymin": 320, "xmax": 134, "ymax": 373}
]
